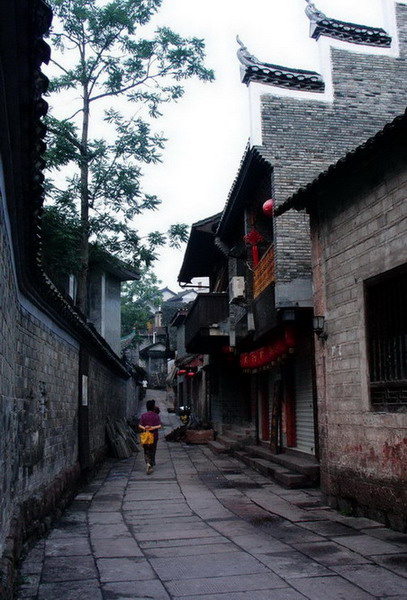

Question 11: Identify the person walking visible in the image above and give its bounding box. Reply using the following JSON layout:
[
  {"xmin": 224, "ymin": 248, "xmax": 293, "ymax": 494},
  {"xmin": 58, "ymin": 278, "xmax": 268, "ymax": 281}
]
[{"xmin": 139, "ymin": 399, "xmax": 161, "ymax": 474}]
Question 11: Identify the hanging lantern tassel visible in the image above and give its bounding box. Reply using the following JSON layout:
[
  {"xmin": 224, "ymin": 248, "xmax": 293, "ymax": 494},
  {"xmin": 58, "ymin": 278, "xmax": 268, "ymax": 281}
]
[
  {"xmin": 244, "ymin": 228, "xmax": 264, "ymax": 267},
  {"xmin": 262, "ymin": 198, "xmax": 274, "ymax": 217}
]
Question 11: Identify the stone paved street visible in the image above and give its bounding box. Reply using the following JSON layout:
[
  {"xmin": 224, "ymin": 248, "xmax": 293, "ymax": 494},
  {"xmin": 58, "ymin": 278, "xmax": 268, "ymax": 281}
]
[{"xmin": 16, "ymin": 395, "xmax": 407, "ymax": 599}]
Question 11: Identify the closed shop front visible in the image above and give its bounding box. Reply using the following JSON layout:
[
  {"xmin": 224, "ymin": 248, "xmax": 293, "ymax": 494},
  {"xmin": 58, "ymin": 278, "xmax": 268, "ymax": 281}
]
[{"xmin": 294, "ymin": 338, "xmax": 315, "ymax": 455}]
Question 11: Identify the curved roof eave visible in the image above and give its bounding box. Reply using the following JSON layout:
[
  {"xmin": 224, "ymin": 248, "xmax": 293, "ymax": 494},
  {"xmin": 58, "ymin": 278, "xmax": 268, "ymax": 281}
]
[{"xmin": 216, "ymin": 144, "xmax": 272, "ymax": 240}]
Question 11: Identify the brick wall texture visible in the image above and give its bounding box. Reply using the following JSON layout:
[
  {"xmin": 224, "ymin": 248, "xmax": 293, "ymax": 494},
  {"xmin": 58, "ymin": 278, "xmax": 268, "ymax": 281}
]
[
  {"xmin": 311, "ymin": 155, "xmax": 407, "ymax": 530},
  {"xmin": 261, "ymin": 4, "xmax": 407, "ymax": 286}
]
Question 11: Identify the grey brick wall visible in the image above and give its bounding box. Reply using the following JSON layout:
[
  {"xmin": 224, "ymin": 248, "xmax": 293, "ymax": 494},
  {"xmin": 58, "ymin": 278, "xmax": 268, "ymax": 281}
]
[
  {"xmin": 0, "ymin": 196, "xmax": 132, "ymax": 587},
  {"xmin": 0, "ymin": 275, "xmax": 79, "ymax": 552},
  {"xmin": 263, "ymin": 4, "xmax": 407, "ymax": 285},
  {"xmin": 88, "ymin": 355, "xmax": 128, "ymax": 459},
  {"xmin": 311, "ymin": 160, "xmax": 407, "ymax": 530},
  {"xmin": 0, "ymin": 196, "xmax": 20, "ymax": 556}
]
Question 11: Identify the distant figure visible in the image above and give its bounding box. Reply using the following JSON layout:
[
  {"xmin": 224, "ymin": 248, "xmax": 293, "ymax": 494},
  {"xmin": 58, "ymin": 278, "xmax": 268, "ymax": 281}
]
[
  {"xmin": 139, "ymin": 399, "xmax": 161, "ymax": 475},
  {"xmin": 140, "ymin": 378, "xmax": 148, "ymax": 399}
]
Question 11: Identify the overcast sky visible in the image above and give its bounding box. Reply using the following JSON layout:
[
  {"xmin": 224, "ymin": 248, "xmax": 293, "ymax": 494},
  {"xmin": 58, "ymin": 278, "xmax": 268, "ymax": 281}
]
[{"xmin": 137, "ymin": 0, "xmax": 390, "ymax": 291}]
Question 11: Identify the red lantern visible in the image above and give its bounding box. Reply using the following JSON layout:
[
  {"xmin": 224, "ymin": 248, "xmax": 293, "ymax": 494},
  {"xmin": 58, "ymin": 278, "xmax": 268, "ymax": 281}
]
[
  {"xmin": 255, "ymin": 349, "xmax": 263, "ymax": 368},
  {"xmin": 248, "ymin": 351, "xmax": 257, "ymax": 369},
  {"xmin": 262, "ymin": 199, "xmax": 274, "ymax": 217},
  {"xmin": 257, "ymin": 347, "xmax": 266, "ymax": 367},
  {"xmin": 178, "ymin": 369, "xmax": 187, "ymax": 375}
]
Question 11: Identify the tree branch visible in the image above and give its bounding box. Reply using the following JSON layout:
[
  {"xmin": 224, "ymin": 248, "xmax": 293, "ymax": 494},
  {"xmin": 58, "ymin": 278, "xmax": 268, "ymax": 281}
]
[
  {"xmin": 48, "ymin": 124, "xmax": 84, "ymax": 153},
  {"xmin": 49, "ymin": 58, "xmax": 73, "ymax": 77},
  {"xmin": 66, "ymin": 106, "xmax": 84, "ymax": 121},
  {"xmin": 52, "ymin": 31, "xmax": 81, "ymax": 45}
]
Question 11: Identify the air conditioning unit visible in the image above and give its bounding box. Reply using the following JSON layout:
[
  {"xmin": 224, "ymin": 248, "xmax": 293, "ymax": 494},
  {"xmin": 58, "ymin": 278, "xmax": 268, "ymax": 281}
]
[{"xmin": 229, "ymin": 276, "xmax": 245, "ymax": 304}]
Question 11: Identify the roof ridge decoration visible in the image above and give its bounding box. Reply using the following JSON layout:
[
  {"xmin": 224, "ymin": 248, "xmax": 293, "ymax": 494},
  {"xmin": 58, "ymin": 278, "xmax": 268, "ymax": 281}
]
[
  {"xmin": 236, "ymin": 36, "xmax": 325, "ymax": 92},
  {"xmin": 304, "ymin": 0, "xmax": 392, "ymax": 47}
]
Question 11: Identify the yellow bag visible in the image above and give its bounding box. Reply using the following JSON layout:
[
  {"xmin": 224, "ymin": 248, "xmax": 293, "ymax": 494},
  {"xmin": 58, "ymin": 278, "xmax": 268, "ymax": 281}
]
[{"xmin": 140, "ymin": 431, "xmax": 154, "ymax": 446}]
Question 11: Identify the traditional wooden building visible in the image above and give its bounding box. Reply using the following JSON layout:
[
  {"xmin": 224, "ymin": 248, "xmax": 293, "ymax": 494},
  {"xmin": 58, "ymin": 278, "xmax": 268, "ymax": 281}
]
[{"xmin": 177, "ymin": 0, "xmax": 407, "ymax": 486}]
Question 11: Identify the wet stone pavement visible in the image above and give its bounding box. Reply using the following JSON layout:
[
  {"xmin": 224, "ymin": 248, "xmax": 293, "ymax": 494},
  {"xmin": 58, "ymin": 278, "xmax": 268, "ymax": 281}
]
[{"xmin": 16, "ymin": 399, "xmax": 407, "ymax": 599}]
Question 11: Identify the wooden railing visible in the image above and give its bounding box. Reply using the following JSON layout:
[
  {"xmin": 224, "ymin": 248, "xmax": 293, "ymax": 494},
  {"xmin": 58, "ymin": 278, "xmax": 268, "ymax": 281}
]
[{"xmin": 253, "ymin": 245, "xmax": 275, "ymax": 298}]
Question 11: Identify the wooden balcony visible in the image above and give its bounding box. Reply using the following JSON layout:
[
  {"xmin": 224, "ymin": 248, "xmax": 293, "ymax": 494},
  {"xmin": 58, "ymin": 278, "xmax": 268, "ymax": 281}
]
[
  {"xmin": 252, "ymin": 245, "xmax": 277, "ymax": 340},
  {"xmin": 184, "ymin": 293, "xmax": 229, "ymax": 353},
  {"xmin": 253, "ymin": 245, "xmax": 275, "ymax": 298}
]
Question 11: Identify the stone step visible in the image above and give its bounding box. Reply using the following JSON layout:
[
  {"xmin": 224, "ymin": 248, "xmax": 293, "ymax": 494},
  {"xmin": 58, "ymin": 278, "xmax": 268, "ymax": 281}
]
[
  {"xmin": 234, "ymin": 452, "xmax": 310, "ymax": 489},
  {"xmin": 207, "ymin": 440, "xmax": 232, "ymax": 455},
  {"xmin": 216, "ymin": 434, "xmax": 241, "ymax": 449},
  {"xmin": 244, "ymin": 445, "xmax": 320, "ymax": 480},
  {"xmin": 223, "ymin": 430, "xmax": 254, "ymax": 443},
  {"xmin": 218, "ymin": 431, "xmax": 256, "ymax": 448},
  {"xmin": 223, "ymin": 424, "xmax": 256, "ymax": 436},
  {"xmin": 275, "ymin": 470, "xmax": 311, "ymax": 489}
]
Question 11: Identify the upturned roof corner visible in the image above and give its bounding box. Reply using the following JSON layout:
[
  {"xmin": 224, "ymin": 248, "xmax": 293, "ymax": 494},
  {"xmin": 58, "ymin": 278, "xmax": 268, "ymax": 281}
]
[
  {"xmin": 236, "ymin": 35, "xmax": 325, "ymax": 92},
  {"xmin": 304, "ymin": 0, "xmax": 392, "ymax": 47}
]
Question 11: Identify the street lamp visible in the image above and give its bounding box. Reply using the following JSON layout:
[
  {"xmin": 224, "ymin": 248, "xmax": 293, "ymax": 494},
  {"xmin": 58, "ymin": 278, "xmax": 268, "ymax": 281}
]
[{"xmin": 313, "ymin": 315, "xmax": 328, "ymax": 340}]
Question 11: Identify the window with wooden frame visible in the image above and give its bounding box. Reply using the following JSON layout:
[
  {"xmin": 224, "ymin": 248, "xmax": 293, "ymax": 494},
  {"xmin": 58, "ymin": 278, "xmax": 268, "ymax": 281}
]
[{"xmin": 365, "ymin": 265, "xmax": 407, "ymax": 412}]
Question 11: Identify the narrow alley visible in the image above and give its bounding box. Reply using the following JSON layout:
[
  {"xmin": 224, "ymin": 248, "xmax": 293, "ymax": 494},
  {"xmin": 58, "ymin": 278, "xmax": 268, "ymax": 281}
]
[{"xmin": 16, "ymin": 393, "xmax": 407, "ymax": 600}]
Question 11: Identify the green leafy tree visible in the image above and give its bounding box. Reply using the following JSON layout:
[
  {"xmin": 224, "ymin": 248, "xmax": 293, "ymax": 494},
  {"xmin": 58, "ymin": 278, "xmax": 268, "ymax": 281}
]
[
  {"xmin": 121, "ymin": 267, "xmax": 163, "ymax": 336},
  {"xmin": 44, "ymin": 0, "xmax": 214, "ymax": 312},
  {"xmin": 41, "ymin": 204, "xmax": 82, "ymax": 290}
]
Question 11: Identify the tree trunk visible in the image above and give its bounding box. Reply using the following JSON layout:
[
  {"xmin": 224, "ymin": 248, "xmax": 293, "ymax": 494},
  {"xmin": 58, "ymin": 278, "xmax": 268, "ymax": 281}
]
[{"xmin": 76, "ymin": 88, "xmax": 90, "ymax": 315}]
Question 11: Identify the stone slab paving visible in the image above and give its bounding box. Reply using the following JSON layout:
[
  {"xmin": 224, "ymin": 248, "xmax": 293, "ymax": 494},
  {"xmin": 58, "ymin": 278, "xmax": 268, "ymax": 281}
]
[
  {"xmin": 150, "ymin": 551, "xmax": 269, "ymax": 580},
  {"xmin": 254, "ymin": 550, "xmax": 333, "ymax": 579},
  {"xmin": 38, "ymin": 580, "xmax": 103, "ymax": 600},
  {"xmin": 292, "ymin": 541, "xmax": 373, "ymax": 566},
  {"xmin": 165, "ymin": 573, "xmax": 289, "ymax": 597},
  {"xmin": 41, "ymin": 555, "xmax": 98, "ymax": 583},
  {"xmin": 43, "ymin": 537, "xmax": 92, "ymax": 557},
  {"xmin": 330, "ymin": 534, "xmax": 407, "ymax": 556},
  {"xmin": 332, "ymin": 564, "xmax": 407, "ymax": 596},
  {"xmin": 289, "ymin": 575, "xmax": 376, "ymax": 599},
  {"xmin": 143, "ymin": 541, "xmax": 239, "ymax": 559},
  {"xmin": 178, "ymin": 592, "xmax": 307, "ymax": 600},
  {"xmin": 102, "ymin": 579, "xmax": 171, "ymax": 599},
  {"xmin": 92, "ymin": 537, "xmax": 144, "ymax": 559},
  {"xmin": 373, "ymin": 553, "xmax": 407, "ymax": 578},
  {"xmin": 16, "ymin": 394, "xmax": 407, "ymax": 600}
]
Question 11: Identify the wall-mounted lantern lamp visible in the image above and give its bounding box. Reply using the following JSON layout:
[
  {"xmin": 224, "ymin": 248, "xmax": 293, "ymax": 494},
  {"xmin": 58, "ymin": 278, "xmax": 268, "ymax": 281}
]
[{"xmin": 313, "ymin": 315, "xmax": 328, "ymax": 340}]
